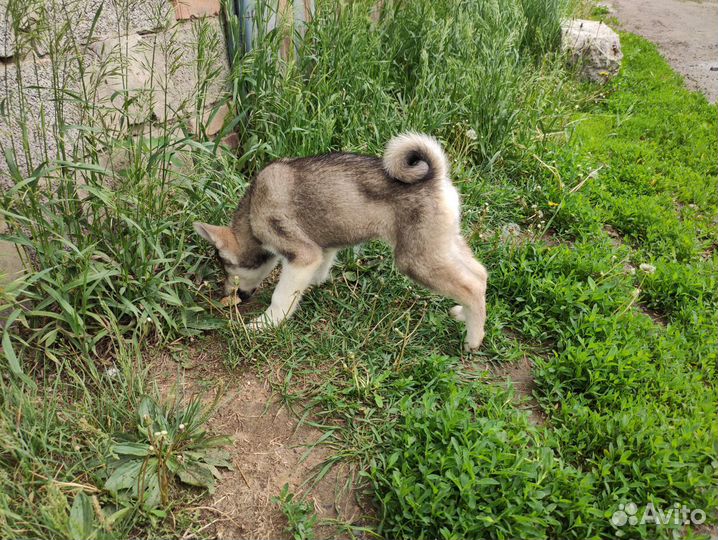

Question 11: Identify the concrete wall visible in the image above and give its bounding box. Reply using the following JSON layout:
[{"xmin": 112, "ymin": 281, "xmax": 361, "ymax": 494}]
[
  {"xmin": 0, "ymin": 0, "xmax": 319, "ymax": 285},
  {"xmin": 0, "ymin": 0, "xmax": 235, "ymax": 283},
  {"xmin": 0, "ymin": 0, "xmax": 233, "ymax": 179}
]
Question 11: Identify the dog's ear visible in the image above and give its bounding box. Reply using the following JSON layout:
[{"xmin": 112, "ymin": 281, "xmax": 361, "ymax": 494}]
[{"xmin": 193, "ymin": 222, "xmax": 233, "ymax": 249}]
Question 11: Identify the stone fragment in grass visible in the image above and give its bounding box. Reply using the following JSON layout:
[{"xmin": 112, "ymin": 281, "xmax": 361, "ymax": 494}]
[
  {"xmin": 562, "ymin": 19, "xmax": 623, "ymax": 83},
  {"xmin": 220, "ymin": 295, "xmax": 241, "ymax": 307},
  {"xmin": 639, "ymin": 263, "xmax": 656, "ymax": 274},
  {"xmin": 0, "ymin": 217, "xmax": 26, "ymax": 292}
]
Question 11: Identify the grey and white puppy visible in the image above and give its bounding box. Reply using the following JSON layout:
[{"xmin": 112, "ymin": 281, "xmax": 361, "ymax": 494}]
[{"xmin": 194, "ymin": 133, "xmax": 488, "ymax": 350}]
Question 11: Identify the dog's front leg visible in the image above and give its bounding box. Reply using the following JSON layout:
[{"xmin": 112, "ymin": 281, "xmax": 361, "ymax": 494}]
[
  {"xmin": 311, "ymin": 248, "xmax": 338, "ymax": 285},
  {"xmin": 249, "ymin": 258, "xmax": 322, "ymax": 330}
]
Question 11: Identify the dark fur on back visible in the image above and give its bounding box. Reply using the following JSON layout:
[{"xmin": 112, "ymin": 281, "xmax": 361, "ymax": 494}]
[{"xmin": 229, "ymin": 150, "xmax": 441, "ymax": 264}]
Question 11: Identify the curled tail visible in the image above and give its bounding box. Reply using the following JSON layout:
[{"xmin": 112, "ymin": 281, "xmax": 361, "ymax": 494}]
[{"xmin": 383, "ymin": 132, "xmax": 449, "ymax": 184}]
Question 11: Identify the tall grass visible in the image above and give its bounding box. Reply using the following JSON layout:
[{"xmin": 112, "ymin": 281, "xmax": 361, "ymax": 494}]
[
  {"xmin": 0, "ymin": 0, "xmax": 579, "ymax": 536},
  {"xmin": 1, "ymin": 0, "xmax": 238, "ymax": 370},
  {"xmin": 228, "ymin": 0, "xmax": 573, "ymax": 173},
  {"xmin": 1, "ymin": 0, "xmax": 241, "ymax": 535}
]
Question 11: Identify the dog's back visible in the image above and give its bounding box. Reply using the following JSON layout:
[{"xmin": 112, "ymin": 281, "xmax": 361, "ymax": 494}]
[{"xmin": 244, "ymin": 133, "xmax": 460, "ymax": 254}]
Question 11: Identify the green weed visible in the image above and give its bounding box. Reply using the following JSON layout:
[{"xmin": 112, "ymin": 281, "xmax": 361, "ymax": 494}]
[
  {"xmin": 273, "ymin": 484, "xmax": 320, "ymax": 540},
  {"xmin": 105, "ymin": 394, "xmax": 232, "ymax": 511}
]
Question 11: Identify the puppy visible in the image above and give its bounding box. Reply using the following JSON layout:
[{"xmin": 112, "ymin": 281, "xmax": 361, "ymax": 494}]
[{"xmin": 194, "ymin": 133, "xmax": 488, "ymax": 350}]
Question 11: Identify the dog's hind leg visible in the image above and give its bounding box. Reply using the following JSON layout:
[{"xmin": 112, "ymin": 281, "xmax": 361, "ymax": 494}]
[
  {"xmin": 397, "ymin": 255, "xmax": 486, "ymax": 351},
  {"xmin": 250, "ymin": 249, "xmax": 322, "ymax": 330},
  {"xmin": 449, "ymin": 238, "xmax": 488, "ymax": 325},
  {"xmin": 311, "ymin": 248, "xmax": 338, "ymax": 286}
]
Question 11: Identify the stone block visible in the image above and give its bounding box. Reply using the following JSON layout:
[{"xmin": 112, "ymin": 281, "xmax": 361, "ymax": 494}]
[
  {"xmin": 189, "ymin": 102, "xmax": 230, "ymax": 136},
  {"xmin": 1, "ymin": 7, "xmax": 229, "ymax": 180},
  {"xmin": 0, "ymin": 53, "xmax": 82, "ymax": 187},
  {"xmin": 86, "ymin": 33, "xmax": 155, "ymax": 126},
  {"xmin": 91, "ymin": 19, "xmax": 228, "ymax": 130},
  {"xmin": 0, "ymin": 0, "xmax": 173, "ymax": 59},
  {"xmin": 562, "ymin": 19, "xmax": 623, "ymax": 83},
  {"xmin": 0, "ymin": 217, "xmax": 25, "ymax": 287},
  {"xmin": 173, "ymin": 0, "xmax": 221, "ymax": 20},
  {"xmin": 221, "ymin": 131, "xmax": 239, "ymax": 149}
]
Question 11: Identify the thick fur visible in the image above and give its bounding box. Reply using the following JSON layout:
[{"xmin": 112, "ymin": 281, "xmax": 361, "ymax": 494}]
[
  {"xmin": 383, "ymin": 131, "xmax": 449, "ymax": 183},
  {"xmin": 194, "ymin": 133, "xmax": 488, "ymax": 351}
]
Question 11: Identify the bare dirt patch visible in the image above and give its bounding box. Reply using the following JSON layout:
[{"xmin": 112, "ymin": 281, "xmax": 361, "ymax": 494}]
[
  {"xmin": 603, "ymin": 224, "xmax": 623, "ymax": 248},
  {"xmin": 606, "ymin": 0, "xmax": 718, "ymax": 101},
  {"xmin": 471, "ymin": 354, "xmax": 547, "ymax": 426},
  {"xmin": 149, "ymin": 339, "xmax": 369, "ymax": 539},
  {"xmin": 637, "ymin": 304, "xmax": 669, "ymax": 326}
]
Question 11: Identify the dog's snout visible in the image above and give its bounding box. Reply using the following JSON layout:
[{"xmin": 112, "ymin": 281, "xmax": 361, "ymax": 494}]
[{"xmin": 238, "ymin": 288, "xmax": 256, "ymax": 302}]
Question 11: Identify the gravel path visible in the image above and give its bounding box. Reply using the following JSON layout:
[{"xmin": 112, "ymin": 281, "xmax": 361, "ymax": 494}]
[{"xmin": 606, "ymin": 0, "xmax": 718, "ymax": 101}]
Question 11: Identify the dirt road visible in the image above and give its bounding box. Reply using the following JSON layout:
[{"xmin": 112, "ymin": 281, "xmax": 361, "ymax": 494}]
[{"xmin": 607, "ymin": 0, "xmax": 717, "ymax": 101}]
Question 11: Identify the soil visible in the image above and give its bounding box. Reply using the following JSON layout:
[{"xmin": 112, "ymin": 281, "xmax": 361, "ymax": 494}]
[
  {"xmin": 471, "ymin": 353, "xmax": 547, "ymax": 426},
  {"xmin": 605, "ymin": 0, "xmax": 718, "ymax": 101},
  {"xmin": 149, "ymin": 340, "xmax": 369, "ymax": 540}
]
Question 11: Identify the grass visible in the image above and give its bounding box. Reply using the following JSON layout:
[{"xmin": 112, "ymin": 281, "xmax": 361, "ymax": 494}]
[
  {"xmin": 227, "ymin": 0, "xmax": 574, "ymax": 172},
  {"xmin": 223, "ymin": 25, "xmax": 717, "ymax": 540},
  {"xmin": 1, "ymin": 0, "xmax": 716, "ymax": 538},
  {"xmin": 105, "ymin": 393, "xmax": 233, "ymax": 510}
]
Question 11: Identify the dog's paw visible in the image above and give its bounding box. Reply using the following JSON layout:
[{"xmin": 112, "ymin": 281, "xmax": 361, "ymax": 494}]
[
  {"xmin": 449, "ymin": 305, "xmax": 466, "ymax": 321},
  {"xmin": 463, "ymin": 332, "xmax": 484, "ymax": 353},
  {"xmin": 310, "ymin": 272, "xmax": 332, "ymax": 286},
  {"xmin": 247, "ymin": 319, "xmax": 265, "ymax": 332},
  {"xmin": 247, "ymin": 317, "xmax": 272, "ymax": 332},
  {"xmin": 463, "ymin": 341, "xmax": 481, "ymax": 353}
]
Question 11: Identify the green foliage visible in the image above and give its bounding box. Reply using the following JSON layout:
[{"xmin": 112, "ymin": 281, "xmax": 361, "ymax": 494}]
[
  {"xmin": 227, "ymin": 0, "xmax": 574, "ymax": 173},
  {"xmin": 105, "ymin": 395, "xmax": 232, "ymax": 510},
  {"xmin": 67, "ymin": 492, "xmax": 131, "ymax": 540},
  {"xmin": 273, "ymin": 484, "xmax": 319, "ymax": 540},
  {"xmin": 0, "ymin": 343, "xmax": 228, "ymax": 538},
  {"xmin": 498, "ymin": 33, "xmax": 718, "ymax": 538},
  {"xmin": 370, "ymin": 375, "xmax": 599, "ymax": 540},
  {"xmin": 0, "ymin": 149, "xmax": 242, "ymax": 371}
]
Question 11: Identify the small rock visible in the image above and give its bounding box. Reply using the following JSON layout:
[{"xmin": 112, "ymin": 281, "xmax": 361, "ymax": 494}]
[
  {"xmin": 639, "ymin": 263, "xmax": 656, "ymax": 274},
  {"xmin": 0, "ymin": 219, "xmax": 26, "ymax": 324},
  {"xmin": 562, "ymin": 19, "xmax": 623, "ymax": 83},
  {"xmin": 106, "ymin": 366, "xmax": 120, "ymax": 378},
  {"xmin": 222, "ymin": 132, "xmax": 240, "ymax": 149},
  {"xmin": 189, "ymin": 103, "xmax": 230, "ymax": 137}
]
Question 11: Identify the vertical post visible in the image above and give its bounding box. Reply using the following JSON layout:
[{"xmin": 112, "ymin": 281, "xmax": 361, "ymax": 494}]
[{"xmin": 243, "ymin": 0, "xmax": 254, "ymax": 54}]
